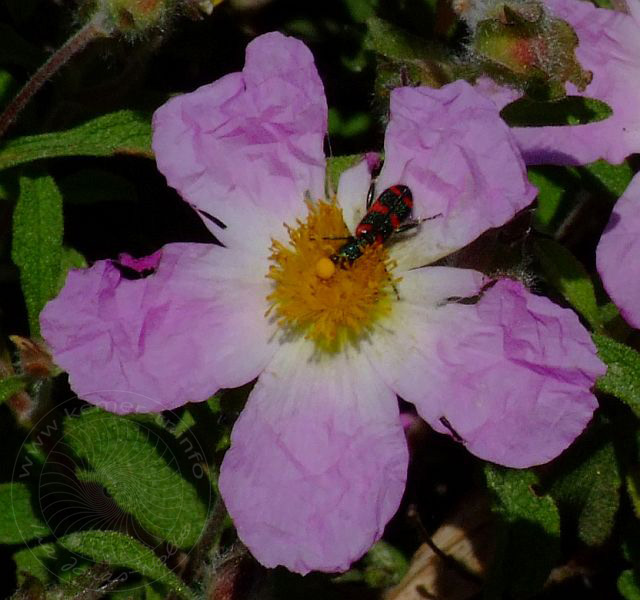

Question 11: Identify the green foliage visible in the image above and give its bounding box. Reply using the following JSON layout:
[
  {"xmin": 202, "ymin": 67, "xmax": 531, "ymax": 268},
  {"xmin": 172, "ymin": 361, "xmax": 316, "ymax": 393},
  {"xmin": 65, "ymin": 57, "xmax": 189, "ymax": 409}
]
[
  {"xmin": 57, "ymin": 247, "xmax": 87, "ymax": 292},
  {"xmin": 528, "ymin": 166, "xmax": 577, "ymax": 234},
  {"xmin": 58, "ymin": 530, "xmax": 192, "ymax": 598},
  {"xmin": 0, "ymin": 69, "xmax": 16, "ymax": 109},
  {"xmin": 484, "ymin": 466, "xmax": 561, "ymax": 598},
  {"xmin": 64, "ymin": 408, "xmax": 210, "ymax": 548},
  {"xmin": 362, "ymin": 541, "xmax": 408, "ymax": 588},
  {"xmin": 533, "ymin": 238, "xmax": 602, "ymax": 331},
  {"xmin": 326, "ymin": 154, "xmax": 365, "ymax": 194},
  {"xmin": 0, "ymin": 482, "xmax": 49, "ymax": 544},
  {"xmin": 13, "ymin": 542, "xmax": 90, "ymax": 585},
  {"xmin": 334, "ymin": 540, "xmax": 408, "ymax": 587},
  {"xmin": 501, "ymin": 96, "xmax": 613, "ymax": 127},
  {"xmin": 582, "ymin": 160, "xmax": 633, "ymax": 198},
  {"xmin": 0, "ymin": 110, "xmax": 153, "ymax": 171},
  {"xmin": 11, "ymin": 172, "xmax": 63, "ymax": 336},
  {"xmin": 366, "ymin": 17, "xmax": 435, "ymax": 61},
  {"xmin": 0, "ymin": 375, "xmax": 26, "ymax": 404},
  {"xmin": 548, "ymin": 426, "xmax": 621, "ymax": 547},
  {"xmin": 593, "ymin": 335, "xmax": 640, "ymax": 418},
  {"xmin": 619, "ymin": 570, "xmax": 640, "ymax": 600}
]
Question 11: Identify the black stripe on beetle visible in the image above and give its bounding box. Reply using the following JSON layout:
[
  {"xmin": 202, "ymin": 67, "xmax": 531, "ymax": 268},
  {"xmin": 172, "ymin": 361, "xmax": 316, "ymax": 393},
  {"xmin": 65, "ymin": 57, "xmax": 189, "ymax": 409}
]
[{"xmin": 331, "ymin": 185, "xmax": 414, "ymax": 264}]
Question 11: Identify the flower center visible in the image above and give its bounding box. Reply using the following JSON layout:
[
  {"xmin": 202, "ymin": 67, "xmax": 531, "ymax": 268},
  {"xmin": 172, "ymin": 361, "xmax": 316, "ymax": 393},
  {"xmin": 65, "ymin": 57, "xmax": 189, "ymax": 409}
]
[{"xmin": 266, "ymin": 199, "xmax": 397, "ymax": 351}]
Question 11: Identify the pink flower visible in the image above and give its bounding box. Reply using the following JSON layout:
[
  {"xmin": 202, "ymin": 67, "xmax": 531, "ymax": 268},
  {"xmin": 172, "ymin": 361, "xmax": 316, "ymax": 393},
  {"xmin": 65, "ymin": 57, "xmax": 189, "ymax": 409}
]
[
  {"xmin": 475, "ymin": 0, "xmax": 640, "ymax": 166},
  {"xmin": 475, "ymin": 0, "xmax": 640, "ymax": 328},
  {"xmin": 597, "ymin": 172, "xmax": 640, "ymax": 329},
  {"xmin": 40, "ymin": 32, "xmax": 605, "ymax": 573}
]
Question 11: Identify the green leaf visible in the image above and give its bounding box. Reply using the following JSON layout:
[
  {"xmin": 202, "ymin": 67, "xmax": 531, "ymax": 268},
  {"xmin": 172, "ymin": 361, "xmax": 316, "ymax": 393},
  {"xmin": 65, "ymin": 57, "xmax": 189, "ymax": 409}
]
[
  {"xmin": 581, "ymin": 160, "xmax": 633, "ymax": 199},
  {"xmin": 593, "ymin": 335, "xmax": 640, "ymax": 418},
  {"xmin": 58, "ymin": 169, "xmax": 138, "ymax": 205},
  {"xmin": 501, "ymin": 96, "xmax": 613, "ymax": 127},
  {"xmin": 366, "ymin": 16, "xmax": 435, "ymax": 60},
  {"xmin": 326, "ymin": 154, "xmax": 365, "ymax": 195},
  {"xmin": 58, "ymin": 531, "xmax": 193, "ymax": 598},
  {"xmin": 0, "ymin": 375, "xmax": 26, "ymax": 404},
  {"xmin": 528, "ymin": 167, "xmax": 578, "ymax": 234},
  {"xmin": 533, "ymin": 238, "xmax": 602, "ymax": 330},
  {"xmin": 12, "ymin": 172, "xmax": 63, "ymax": 336},
  {"xmin": 344, "ymin": 0, "xmax": 379, "ymax": 22},
  {"xmin": 484, "ymin": 466, "xmax": 560, "ymax": 598},
  {"xmin": 328, "ymin": 108, "xmax": 372, "ymax": 139},
  {"xmin": 619, "ymin": 570, "xmax": 640, "ymax": 600},
  {"xmin": 0, "ymin": 482, "xmax": 49, "ymax": 544},
  {"xmin": 57, "ymin": 247, "xmax": 87, "ymax": 293},
  {"xmin": 0, "ymin": 69, "xmax": 16, "ymax": 109},
  {"xmin": 13, "ymin": 542, "xmax": 90, "ymax": 585},
  {"xmin": 0, "ymin": 110, "xmax": 153, "ymax": 171},
  {"xmin": 548, "ymin": 428, "xmax": 621, "ymax": 547},
  {"xmin": 362, "ymin": 541, "xmax": 408, "ymax": 588},
  {"xmin": 64, "ymin": 409, "xmax": 209, "ymax": 548}
]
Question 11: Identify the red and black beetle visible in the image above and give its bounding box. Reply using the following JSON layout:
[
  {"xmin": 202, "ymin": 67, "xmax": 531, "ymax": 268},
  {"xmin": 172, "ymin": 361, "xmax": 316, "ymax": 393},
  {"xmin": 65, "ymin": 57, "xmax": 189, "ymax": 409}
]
[{"xmin": 331, "ymin": 184, "xmax": 418, "ymax": 263}]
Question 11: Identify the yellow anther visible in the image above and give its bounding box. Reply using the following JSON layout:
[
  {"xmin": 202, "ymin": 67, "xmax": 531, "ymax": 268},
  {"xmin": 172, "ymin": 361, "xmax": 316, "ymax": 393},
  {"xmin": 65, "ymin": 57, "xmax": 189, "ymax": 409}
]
[
  {"xmin": 315, "ymin": 257, "xmax": 336, "ymax": 280},
  {"xmin": 266, "ymin": 200, "xmax": 396, "ymax": 350}
]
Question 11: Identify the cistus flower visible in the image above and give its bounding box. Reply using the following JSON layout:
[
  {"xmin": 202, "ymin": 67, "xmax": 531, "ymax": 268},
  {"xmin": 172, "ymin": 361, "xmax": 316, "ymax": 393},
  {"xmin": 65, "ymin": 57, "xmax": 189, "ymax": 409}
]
[
  {"xmin": 474, "ymin": 0, "xmax": 640, "ymax": 166},
  {"xmin": 40, "ymin": 32, "xmax": 605, "ymax": 573}
]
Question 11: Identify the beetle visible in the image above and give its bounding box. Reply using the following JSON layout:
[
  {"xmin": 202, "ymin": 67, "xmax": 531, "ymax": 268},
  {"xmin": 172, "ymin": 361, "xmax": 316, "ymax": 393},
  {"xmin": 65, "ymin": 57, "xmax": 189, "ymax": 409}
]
[{"xmin": 331, "ymin": 184, "xmax": 420, "ymax": 264}]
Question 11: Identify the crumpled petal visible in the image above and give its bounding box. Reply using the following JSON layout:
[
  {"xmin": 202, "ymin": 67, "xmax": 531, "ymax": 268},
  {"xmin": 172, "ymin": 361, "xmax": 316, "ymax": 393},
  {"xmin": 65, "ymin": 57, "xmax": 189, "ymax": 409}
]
[
  {"xmin": 377, "ymin": 82, "xmax": 537, "ymax": 270},
  {"xmin": 40, "ymin": 243, "xmax": 275, "ymax": 413},
  {"xmin": 219, "ymin": 340, "xmax": 408, "ymax": 574},
  {"xmin": 476, "ymin": 0, "xmax": 640, "ymax": 165},
  {"xmin": 597, "ymin": 172, "xmax": 640, "ymax": 329},
  {"xmin": 152, "ymin": 32, "xmax": 328, "ymax": 256},
  {"xmin": 366, "ymin": 275, "xmax": 604, "ymax": 468}
]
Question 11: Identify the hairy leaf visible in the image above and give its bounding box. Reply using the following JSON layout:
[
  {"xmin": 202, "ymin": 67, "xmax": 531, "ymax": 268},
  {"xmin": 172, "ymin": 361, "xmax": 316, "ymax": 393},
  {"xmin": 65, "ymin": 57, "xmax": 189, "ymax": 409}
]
[
  {"xmin": 484, "ymin": 466, "xmax": 560, "ymax": 598},
  {"xmin": 549, "ymin": 428, "xmax": 621, "ymax": 547},
  {"xmin": 58, "ymin": 531, "xmax": 192, "ymax": 598},
  {"xmin": 582, "ymin": 160, "xmax": 633, "ymax": 199},
  {"xmin": 64, "ymin": 409, "xmax": 209, "ymax": 548},
  {"xmin": 619, "ymin": 570, "xmax": 640, "ymax": 600},
  {"xmin": 593, "ymin": 335, "xmax": 640, "ymax": 418},
  {"xmin": 12, "ymin": 172, "xmax": 63, "ymax": 336},
  {"xmin": 0, "ymin": 110, "xmax": 153, "ymax": 171},
  {"xmin": 501, "ymin": 96, "xmax": 612, "ymax": 127},
  {"xmin": 0, "ymin": 482, "xmax": 49, "ymax": 544},
  {"xmin": 533, "ymin": 238, "xmax": 602, "ymax": 330}
]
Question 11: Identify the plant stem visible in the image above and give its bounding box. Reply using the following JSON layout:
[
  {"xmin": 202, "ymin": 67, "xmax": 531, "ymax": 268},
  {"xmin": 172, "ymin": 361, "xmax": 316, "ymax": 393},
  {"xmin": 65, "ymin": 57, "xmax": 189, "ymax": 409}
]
[{"xmin": 0, "ymin": 18, "xmax": 110, "ymax": 140}]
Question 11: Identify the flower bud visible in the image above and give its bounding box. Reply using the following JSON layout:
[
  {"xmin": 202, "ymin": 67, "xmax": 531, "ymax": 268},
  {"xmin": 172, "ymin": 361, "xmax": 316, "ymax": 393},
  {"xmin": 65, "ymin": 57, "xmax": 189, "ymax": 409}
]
[
  {"xmin": 465, "ymin": 0, "xmax": 592, "ymax": 99},
  {"xmin": 103, "ymin": 0, "xmax": 173, "ymax": 35}
]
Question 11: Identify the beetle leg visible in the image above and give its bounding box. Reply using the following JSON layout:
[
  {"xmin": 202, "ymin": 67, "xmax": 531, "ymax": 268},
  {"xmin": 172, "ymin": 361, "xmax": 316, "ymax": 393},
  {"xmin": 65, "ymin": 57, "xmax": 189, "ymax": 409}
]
[{"xmin": 394, "ymin": 213, "xmax": 443, "ymax": 234}]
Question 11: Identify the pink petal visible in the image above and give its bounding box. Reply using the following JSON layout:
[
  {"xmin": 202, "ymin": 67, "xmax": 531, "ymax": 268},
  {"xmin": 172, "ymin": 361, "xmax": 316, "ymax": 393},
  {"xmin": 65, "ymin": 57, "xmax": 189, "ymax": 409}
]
[
  {"xmin": 476, "ymin": 0, "xmax": 640, "ymax": 165},
  {"xmin": 337, "ymin": 158, "xmax": 375, "ymax": 233},
  {"xmin": 597, "ymin": 172, "xmax": 640, "ymax": 329},
  {"xmin": 152, "ymin": 32, "xmax": 328, "ymax": 257},
  {"xmin": 219, "ymin": 341, "xmax": 408, "ymax": 574},
  {"xmin": 378, "ymin": 82, "xmax": 536, "ymax": 269},
  {"xmin": 40, "ymin": 244, "xmax": 275, "ymax": 414},
  {"xmin": 366, "ymin": 273, "xmax": 604, "ymax": 468}
]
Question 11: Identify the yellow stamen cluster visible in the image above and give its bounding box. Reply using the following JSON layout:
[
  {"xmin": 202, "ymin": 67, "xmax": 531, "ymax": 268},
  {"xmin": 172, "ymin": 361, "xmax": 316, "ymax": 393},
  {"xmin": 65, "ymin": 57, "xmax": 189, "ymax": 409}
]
[{"xmin": 266, "ymin": 200, "xmax": 398, "ymax": 351}]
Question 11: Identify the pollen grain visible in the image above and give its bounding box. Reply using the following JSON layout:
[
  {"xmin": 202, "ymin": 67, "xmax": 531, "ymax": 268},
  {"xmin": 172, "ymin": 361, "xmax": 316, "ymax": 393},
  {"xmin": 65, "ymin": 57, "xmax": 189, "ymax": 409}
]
[{"xmin": 266, "ymin": 200, "xmax": 397, "ymax": 350}]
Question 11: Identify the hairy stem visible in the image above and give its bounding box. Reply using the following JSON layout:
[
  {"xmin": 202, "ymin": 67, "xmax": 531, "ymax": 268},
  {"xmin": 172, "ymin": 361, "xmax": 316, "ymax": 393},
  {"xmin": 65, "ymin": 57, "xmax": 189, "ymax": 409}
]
[{"xmin": 0, "ymin": 18, "xmax": 111, "ymax": 140}]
